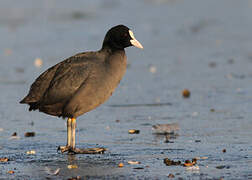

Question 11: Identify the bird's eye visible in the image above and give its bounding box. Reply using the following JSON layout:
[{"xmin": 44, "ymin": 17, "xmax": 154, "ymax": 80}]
[{"xmin": 124, "ymin": 33, "xmax": 128, "ymax": 37}]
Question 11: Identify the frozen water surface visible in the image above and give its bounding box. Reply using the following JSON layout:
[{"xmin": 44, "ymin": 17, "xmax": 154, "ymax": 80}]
[{"xmin": 0, "ymin": 0, "xmax": 252, "ymax": 179}]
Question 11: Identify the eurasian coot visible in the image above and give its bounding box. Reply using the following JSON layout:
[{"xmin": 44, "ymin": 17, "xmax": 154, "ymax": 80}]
[{"xmin": 20, "ymin": 25, "xmax": 143, "ymax": 154}]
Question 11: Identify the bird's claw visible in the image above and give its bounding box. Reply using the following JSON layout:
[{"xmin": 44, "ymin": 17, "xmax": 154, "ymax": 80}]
[{"xmin": 57, "ymin": 146, "xmax": 107, "ymax": 154}]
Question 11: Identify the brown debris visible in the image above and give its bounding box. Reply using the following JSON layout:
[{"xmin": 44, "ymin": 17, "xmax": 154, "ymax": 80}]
[
  {"xmin": 164, "ymin": 158, "xmax": 197, "ymax": 167},
  {"xmin": 153, "ymin": 123, "xmax": 179, "ymax": 134},
  {"xmin": 168, "ymin": 173, "xmax": 175, "ymax": 178},
  {"xmin": 11, "ymin": 132, "xmax": 17, "ymax": 136},
  {"xmin": 222, "ymin": 149, "xmax": 226, "ymax": 153},
  {"xmin": 163, "ymin": 158, "xmax": 181, "ymax": 166},
  {"xmin": 208, "ymin": 62, "xmax": 217, "ymax": 68},
  {"xmin": 68, "ymin": 176, "xmax": 81, "ymax": 180},
  {"xmin": 118, "ymin": 162, "xmax": 124, "ymax": 168},
  {"xmin": 67, "ymin": 165, "xmax": 78, "ymax": 169},
  {"xmin": 182, "ymin": 89, "xmax": 190, "ymax": 98},
  {"xmin": 7, "ymin": 170, "xmax": 14, "ymax": 174},
  {"xmin": 128, "ymin": 129, "xmax": 140, "ymax": 134},
  {"xmin": 24, "ymin": 132, "xmax": 35, "ymax": 137},
  {"xmin": 184, "ymin": 159, "xmax": 197, "ymax": 167},
  {"xmin": 0, "ymin": 157, "xmax": 9, "ymax": 162},
  {"xmin": 128, "ymin": 160, "xmax": 141, "ymax": 165}
]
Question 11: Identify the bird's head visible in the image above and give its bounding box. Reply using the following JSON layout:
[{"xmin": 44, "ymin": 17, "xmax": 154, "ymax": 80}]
[{"xmin": 102, "ymin": 25, "xmax": 143, "ymax": 50}]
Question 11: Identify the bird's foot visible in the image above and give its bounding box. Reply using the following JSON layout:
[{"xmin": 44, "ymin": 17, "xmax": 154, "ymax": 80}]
[
  {"xmin": 57, "ymin": 145, "xmax": 71, "ymax": 153},
  {"xmin": 69, "ymin": 147, "xmax": 107, "ymax": 154},
  {"xmin": 57, "ymin": 146, "xmax": 107, "ymax": 154}
]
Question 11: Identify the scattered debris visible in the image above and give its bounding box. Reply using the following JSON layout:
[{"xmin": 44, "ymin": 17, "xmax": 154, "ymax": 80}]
[
  {"xmin": 71, "ymin": 11, "xmax": 87, "ymax": 20},
  {"xmin": 195, "ymin": 140, "xmax": 201, "ymax": 143},
  {"xmin": 7, "ymin": 170, "xmax": 14, "ymax": 174},
  {"xmin": 9, "ymin": 132, "xmax": 20, "ymax": 140},
  {"xmin": 118, "ymin": 163, "xmax": 124, "ymax": 168},
  {"xmin": 67, "ymin": 165, "xmax": 78, "ymax": 169},
  {"xmin": 192, "ymin": 112, "xmax": 199, "ymax": 117},
  {"xmin": 216, "ymin": 165, "xmax": 230, "ymax": 169},
  {"xmin": 195, "ymin": 156, "xmax": 208, "ymax": 160},
  {"xmin": 25, "ymin": 132, "xmax": 35, "ymax": 137},
  {"xmin": 182, "ymin": 89, "xmax": 190, "ymax": 98},
  {"xmin": 15, "ymin": 67, "xmax": 24, "ymax": 73},
  {"xmin": 227, "ymin": 58, "xmax": 235, "ymax": 64},
  {"xmin": 12, "ymin": 132, "xmax": 17, "ymax": 136},
  {"xmin": 26, "ymin": 150, "xmax": 36, "ymax": 155},
  {"xmin": 128, "ymin": 161, "xmax": 141, "ymax": 165},
  {"xmin": 210, "ymin": 108, "xmax": 215, "ymax": 112},
  {"xmin": 67, "ymin": 176, "xmax": 81, "ymax": 180},
  {"xmin": 186, "ymin": 165, "xmax": 200, "ymax": 171},
  {"xmin": 222, "ymin": 149, "xmax": 226, "ymax": 153},
  {"xmin": 149, "ymin": 64, "xmax": 157, "ymax": 74},
  {"xmin": 164, "ymin": 139, "xmax": 174, "ymax": 143},
  {"xmin": 133, "ymin": 167, "xmax": 144, "ymax": 170},
  {"xmin": 164, "ymin": 158, "xmax": 198, "ymax": 167},
  {"xmin": 115, "ymin": 119, "xmax": 120, "ymax": 123},
  {"xmin": 183, "ymin": 159, "xmax": 197, "ymax": 167},
  {"xmin": 45, "ymin": 167, "xmax": 60, "ymax": 175},
  {"xmin": 168, "ymin": 173, "xmax": 175, "ymax": 178},
  {"xmin": 0, "ymin": 157, "xmax": 9, "ymax": 162},
  {"xmin": 163, "ymin": 158, "xmax": 181, "ymax": 166},
  {"xmin": 34, "ymin": 58, "xmax": 43, "ymax": 68},
  {"xmin": 128, "ymin": 129, "xmax": 140, "ymax": 134},
  {"xmin": 208, "ymin": 62, "xmax": 217, "ymax": 68},
  {"xmin": 152, "ymin": 123, "xmax": 179, "ymax": 134},
  {"xmin": 4, "ymin": 49, "xmax": 12, "ymax": 56}
]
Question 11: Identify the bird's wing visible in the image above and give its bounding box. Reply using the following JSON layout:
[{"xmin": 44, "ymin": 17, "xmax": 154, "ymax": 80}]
[
  {"xmin": 20, "ymin": 52, "xmax": 91, "ymax": 104},
  {"xmin": 39, "ymin": 55, "xmax": 92, "ymax": 106},
  {"xmin": 20, "ymin": 62, "xmax": 63, "ymax": 104}
]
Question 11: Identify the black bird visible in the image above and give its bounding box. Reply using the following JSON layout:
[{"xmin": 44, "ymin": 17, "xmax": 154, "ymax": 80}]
[{"xmin": 20, "ymin": 25, "xmax": 143, "ymax": 154}]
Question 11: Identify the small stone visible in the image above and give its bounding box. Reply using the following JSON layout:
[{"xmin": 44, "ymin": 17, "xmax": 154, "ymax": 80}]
[
  {"xmin": 68, "ymin": 176, "xmax": 81, "ymax": 180},
  {"xmin": 222, "ymin": 149, "xmax": 226, "ymax": 153},
  {"xmin": 67, "ymin": 165, "xmax": 78, "ymax": 169},
  {"xmin": 227, "ymin": 58, "xmax": 234, "ymax": 64},
  {"xmin": 4, "ymin": 49, "xmax": 12, "ymax": 56},
  {"xmin": 164, "ymin": 158, "xmax": 181, "ymax": 166},
  {"xmin": 186, "ymin": 165, "xmax": 200, "ymax": 171},
  {"xmin": 210, "ymin": 108, "xmax": 215, "ymax": 112},
  {"xmin": 128, "ymin": 161, "xmax": 140, "ymax": 165},
  {"xmin": 118, "ymin": 163, "xmax": 124, "ymax": 167},
  {"xmin": 25, "ymin": 132, "xmax": 35, "ymax": 137},
  {"xmin": 195, "ymin": 140, "xmax": 201, "ymax": 143},
  {"xmin": 152, "ymin": 123, "xmax": 179, "ymax": 134},
  {"xmin": 128, "ymin": 129, "xmax": 140, "ymax": 134},
  {"xmin": 149, "ymin": 64, "xmax": 157, "ymax": 74},
  {"xmin": 26, "ymin": 150, "xmax": 36, "ymax": 155},
  {"xmin": 7, "ymin": 170, "xmax": 14, "ymax": 174},
  {"xmin": 192, "ymin": 112, "xmax": 199, "ymax": 117},
  {"xmin": 168, "ymin": 173, "xmax": 175, "ymax": 178},
  {"xmin": 0, "ymin": 157, "xmax": 9, "ymax": 162},
  {"xmin": 11, "ymin": 132, "xmax": 17, "ymax": 136},
  {"xmin": 34, "ymin": 58, "xmax": 43, "ymax": 68},
  {"xmin": 182, "ymin": 89, "xmax": 190, "ymax": 98},
  {"xmin": 115, "ymin": 119, "xmax": 120, "ymax": 123},
  {"xmin": 209, "ymin": 62, "xmax": 217, "ymax": 68}
]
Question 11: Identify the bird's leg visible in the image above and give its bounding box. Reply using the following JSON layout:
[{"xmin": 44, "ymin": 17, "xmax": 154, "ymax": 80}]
[
  {"xmin": 67, "ymin": 118, "xmax": 72, "ymax": 147},
  {"xmin": 71, "ymin": 118, "xmax": 76, "ymax": 149},
  {"xmin": 58, "ymin": 118, "xmax": 72, "ymax": 153},
  {"xmin": 60, "ymin": 118, "xmax": 107, "ymax": 154}
]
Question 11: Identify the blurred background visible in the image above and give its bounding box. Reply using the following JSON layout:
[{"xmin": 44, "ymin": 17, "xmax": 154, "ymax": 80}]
[{"xmin": 1, "ymin": 0, "xmax": 252, "ymax": 179}]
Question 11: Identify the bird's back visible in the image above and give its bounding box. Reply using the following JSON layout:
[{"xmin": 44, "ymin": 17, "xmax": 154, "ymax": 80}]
[{"xmin": 20, "ymin": 50, "xmax": 127, "ymax": 118}]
